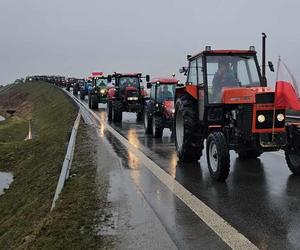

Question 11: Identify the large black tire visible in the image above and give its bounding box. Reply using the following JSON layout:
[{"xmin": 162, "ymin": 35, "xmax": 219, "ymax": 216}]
[
  {"xmin": 88, "ymin": 95, "xmax": 92, "ymax": 108},
  {"xmin": 238, "ymin": 150, "xmax": 262, "ymax": 160},
  {"xmin": 144, "ymin": 111, "xmax": 152, "ymax": 134},
  {"xmin": 285, "ymin": 148, "xmax": 300, "ymax": 174},
  {"xmin": 113, "ymin": 101, "xmax": 123, "ymax": 122},
  {"xmin": 152, "ymin": 116, "xmax": 163, "ymax": 138},
  {"xmin": 107, "ymin": 101, "xmax": 112, "ymax": 121},
  {"xmin": 285, "ymin": 125, "xmax": 300, "ymax": 174},
  {"xmin": 73, "ymin": 87, "xmax": 78, "ymax": 95},
  {"xmin": 175, "ymin": 94, "xmax": 203, "ymax": 162},
  {"xmin": 206, "ymin": 131, "xmax": 230, "ymax": 181},
  {"xmin": 137, "ymin": 111, "xmax": 144, "ymax": 122},
  {"xmin": 91, "ymin": 95, "xmax": 98, "ymax": 109},
  {"xmin": 80, "ymin": 90, "xmax": 85, "ymax": 100}
]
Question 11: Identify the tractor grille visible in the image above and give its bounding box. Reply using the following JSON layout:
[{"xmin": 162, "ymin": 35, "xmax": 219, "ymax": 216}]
[
  {"xmin": 255, "ymin": 109, "xmax": 285, "ymax": 129},
  {"xmin": 238, "ymin": 105, "xmax": 253, "ymax": 133},
  {"xmin": 126, "ymin": 90, "xmax": 138, "ymax": 97},
  {"xmin": 256, "ymin": 93, "xmax": 274, "ymax": 104}
]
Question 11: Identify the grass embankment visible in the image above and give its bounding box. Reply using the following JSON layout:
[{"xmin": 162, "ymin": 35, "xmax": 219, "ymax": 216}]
[
  {"xmin": 0, "ymin": 82, "xmax": 78, "ymax": 248},
  {"xmin": 31, "ymin": 122, "xmax": 114, "ymax": 249}
]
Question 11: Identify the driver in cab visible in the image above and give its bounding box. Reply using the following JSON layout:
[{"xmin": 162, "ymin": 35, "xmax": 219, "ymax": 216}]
[
  {"xmin": 212, "ymin": 59, "xmax": 238, "ymax": 102},
  {"xmin": 158, "ymin": 85, "xmax": 173, "ymax": 101}
]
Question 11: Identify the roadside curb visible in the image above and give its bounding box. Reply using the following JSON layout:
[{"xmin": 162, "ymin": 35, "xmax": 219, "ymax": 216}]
[{"xmin": 50, "ymin": 111, "xmax": 81, "ymax": 211}]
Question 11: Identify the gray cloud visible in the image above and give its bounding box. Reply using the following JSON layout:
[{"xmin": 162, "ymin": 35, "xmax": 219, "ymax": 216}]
[{"xmin": 0, "ymin": 0, "xmax": 299, "ymax": 85}]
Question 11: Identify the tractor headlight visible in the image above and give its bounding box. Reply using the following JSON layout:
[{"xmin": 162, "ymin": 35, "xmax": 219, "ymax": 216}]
[
  {"xmin": 127, "ymin": 97, "xmax": 138, "ymax": 101},
  {"xmin": 257, "ymin": 114, "xmax": 266, "ymax": 123},
  {"xmin": 277, "ymin": 113, "xmax": 285, "ymax": 122}
]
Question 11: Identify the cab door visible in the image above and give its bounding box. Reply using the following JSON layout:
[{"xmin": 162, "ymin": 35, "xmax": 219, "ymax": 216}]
[{"xmin": 196, "ymin": 57, "xmax": 205, "ymax": 121}]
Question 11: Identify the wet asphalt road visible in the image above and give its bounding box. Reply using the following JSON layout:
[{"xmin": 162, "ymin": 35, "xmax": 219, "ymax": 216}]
[{"xmin": 78, "ymin": 95, "xmax": 300, "ymax": 249}]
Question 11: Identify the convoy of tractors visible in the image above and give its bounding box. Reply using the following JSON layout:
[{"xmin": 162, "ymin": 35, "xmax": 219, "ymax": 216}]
[{"xmin": 26, "ymin": 34, "xmax": 300, "ymax": 182}]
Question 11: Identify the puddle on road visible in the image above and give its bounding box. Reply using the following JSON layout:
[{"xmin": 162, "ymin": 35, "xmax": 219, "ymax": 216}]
[
  {"xmin": 0, "ymin": 172, "xmax": 13, "ymax": 195},
  {"xmin": 0, "ymin": 115, "xmax": 5, "ymax": 121}
]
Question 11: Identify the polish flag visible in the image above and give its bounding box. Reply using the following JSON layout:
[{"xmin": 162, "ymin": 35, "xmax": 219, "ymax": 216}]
[{"xmin": 274, "ymin": 58, "xmax": 300, "ymax": 110}]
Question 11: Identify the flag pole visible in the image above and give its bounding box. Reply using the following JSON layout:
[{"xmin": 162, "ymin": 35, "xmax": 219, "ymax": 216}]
[{"xmin": 272, "ymin": 56, "xmax": 281, "ymax": 141}]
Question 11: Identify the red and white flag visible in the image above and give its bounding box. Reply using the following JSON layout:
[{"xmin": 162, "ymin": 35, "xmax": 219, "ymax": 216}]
[{"xmin": 274, "ymin": 57, "xmax": 300, "ymax": 110}]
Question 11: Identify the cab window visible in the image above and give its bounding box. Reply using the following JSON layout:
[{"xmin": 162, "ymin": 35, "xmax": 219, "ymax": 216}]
[
  {"xmin": 150, "ymin": 84, "xmax": 156, "ymax": 99},
  {"xmin": 197, "ymin": 57, "xmax": 203, "ymax": 84},
  {"xmin": 188, "ymin": 60, "xmax": 197, "ymax": 84}
]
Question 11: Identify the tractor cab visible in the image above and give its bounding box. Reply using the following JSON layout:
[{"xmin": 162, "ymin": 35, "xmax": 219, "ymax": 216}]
[{"xmin": 144, "ymin": 78, "xmax": 179, "ymax": 138}]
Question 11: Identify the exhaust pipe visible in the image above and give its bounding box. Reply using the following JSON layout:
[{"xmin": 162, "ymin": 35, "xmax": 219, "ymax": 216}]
[{"xmin": 262, "ymin": 33, "xmax": 267, "ymax": 86}]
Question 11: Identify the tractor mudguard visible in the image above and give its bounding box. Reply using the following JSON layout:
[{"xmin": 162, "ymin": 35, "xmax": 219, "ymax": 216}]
[{"xmin": 175, "ymin": 85, "xmax": 197, "ymax": 100}]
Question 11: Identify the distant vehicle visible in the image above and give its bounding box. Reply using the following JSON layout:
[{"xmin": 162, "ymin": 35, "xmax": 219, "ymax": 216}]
[
  {"xmin": 88, "ymin": 72, "xmax": 109, "ymax": 109},
  {"xmin": 107, "ymin": 73, "xmax": 150, "ymax": 122},
  {"xmin": 80, "ymin": 79, "xmax": 92, "ymax": 100},
  {"xmin": 72, "ymin": 78, "xmax": 84, "ymax": 95},
  {"xmin": 144, "ymin": 78, "xmax": 180, "ymax": 138}
]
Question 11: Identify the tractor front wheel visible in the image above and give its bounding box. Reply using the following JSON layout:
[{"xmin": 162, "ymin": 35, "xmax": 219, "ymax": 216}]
[
  {"xmin": 80, "ymin": 90, "xmax": 85, "ymax": 100},
  {"xmin": 206, "ymin": 131, "xmax": 230, "ymax": 181},
  {"xmin": 91, "ymin": 95, "xmax": 98, "ymax": 109},
  {"xmin": 113, "ymin": 101, "xmax": 123, "ymax": 123},
  {"xmin": 107, "ymin": 101, "xmax": 112, "ymax": 121},
  {"xmin": 88, "ymin": 95, "xmax": 92, "ymax": 108},
  {"xmin": 152, "ymin": 116, "xmax": 163, "ymax": 138},
  {"xmin": 144, "ymin": 111, "xmax": 152, "ymax": 134}
]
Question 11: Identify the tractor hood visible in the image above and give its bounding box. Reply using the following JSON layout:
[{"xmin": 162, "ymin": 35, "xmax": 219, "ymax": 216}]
[{"xmin": 222, "ymin": 87, "xmax": 274, "ymax": 104}]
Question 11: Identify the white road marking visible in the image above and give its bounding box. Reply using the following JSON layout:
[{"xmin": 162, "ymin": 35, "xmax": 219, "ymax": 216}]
[{"xmin": 67, "ymin": 92, "xmax": 258, "ymax": 250}]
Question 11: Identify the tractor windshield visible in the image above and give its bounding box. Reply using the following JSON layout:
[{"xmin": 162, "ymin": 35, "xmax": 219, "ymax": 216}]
[
  {"xmin": 119, "ymin": 77, "xmax": 139, "ymax": 89},
  {"xmin": 156, "ymin": 84, "xmax": 175, "ymax": 103},
  {"xmin": 206, "ymin": 54, "xmax": 261, "ymax": 103},
  {"xmin": 95, "ymin": 78, "xmax": 108, "ymax": 87}
]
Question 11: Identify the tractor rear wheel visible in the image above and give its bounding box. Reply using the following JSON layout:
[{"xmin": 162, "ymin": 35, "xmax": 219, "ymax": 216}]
[
  {"xmin": 175, "ymin": 94, "xmax": 203, "ymax": 162},
  {"xmin": 113, "ymin": 101, "xmax": 123, "ymax": 122},
  {"xmin": 152, "ymin": 116, "xmax": 163, "ymax": 138},
  {"xmin": 285, "ymin": 124, "xmax": 300, "ymax": 174},
  {"xmin": 144, "ymin": 111, "xmax": 152, "ymax": 134},
  {"xmin": 207, "ymin": 131, "xmax": 230, "ymax": 181},
  {"xmin": 238, "ymin": 150, "xmax": 261, "ymax": 160},
  {"xmin": 285, "ymin": 148, "xmax": 300, "ymax": 174},
  {"xmin": 107, "ymin": 101, "xmax": 112, "ymax": 121}
]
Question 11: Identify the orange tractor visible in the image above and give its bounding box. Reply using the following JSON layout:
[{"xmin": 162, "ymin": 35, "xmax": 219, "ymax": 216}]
[{"xmin": 175, "ymin": 34, "xmax": 300, "ymax": 181}]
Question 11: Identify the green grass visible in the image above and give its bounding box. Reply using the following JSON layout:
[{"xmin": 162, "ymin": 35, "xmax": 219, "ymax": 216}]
[
  {"xmin": 0, "ymin": 82, "xmax": 77, "ymax": 248},
  {"xmin": 30, "ymin": 122, "xmax": 114, "ymax": 249}
]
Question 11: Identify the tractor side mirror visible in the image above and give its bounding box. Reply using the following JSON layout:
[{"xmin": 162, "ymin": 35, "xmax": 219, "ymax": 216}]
[
  {"xmin": 179, "ymin": 67, "xmax": 188, "ymax": 75},
  {"xmin": 147, "ymin": 82, "xmax": 152, "ymax": 89},
  {"xmin": 146, "ymin": 75, "xmax": 150, "ymax": 82},
  {"xmin": 268, "ymin": 61, "xmax": 274, "ymax": 72},
  {"xmin": 107, "ymin": 75, "xmax": 112, "ymax": 83}
]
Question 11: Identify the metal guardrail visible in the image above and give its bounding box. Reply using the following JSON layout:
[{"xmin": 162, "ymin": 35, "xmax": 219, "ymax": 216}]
[{"xmin": 51, "ymin": 112, "xmax": 81, "ymax": 211}]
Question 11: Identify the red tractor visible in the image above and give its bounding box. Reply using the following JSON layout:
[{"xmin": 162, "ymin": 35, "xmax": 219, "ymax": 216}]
[
  {"xmin": 144, "ymin": 77, "xmax": 179, "ymax": 138},
  {"xmin": 175, "ymin": 34, "xmax": 300, "ymax": 181},
  {"xmin": 107, "ymin": 73, "xmax": 150, "ymax": 122}
]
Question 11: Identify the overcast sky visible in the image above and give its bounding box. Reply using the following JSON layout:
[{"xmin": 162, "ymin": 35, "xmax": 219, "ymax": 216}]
[{"xmin": 0, "ymin": 0, "xmax": 299, "ymax": 86}]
